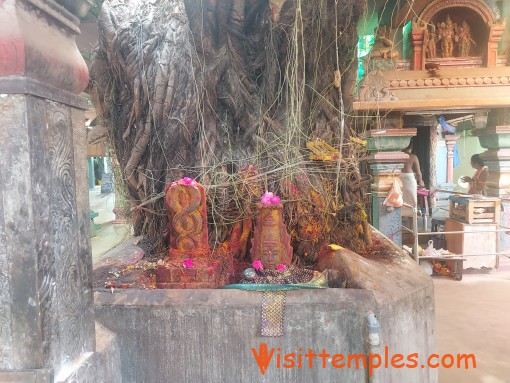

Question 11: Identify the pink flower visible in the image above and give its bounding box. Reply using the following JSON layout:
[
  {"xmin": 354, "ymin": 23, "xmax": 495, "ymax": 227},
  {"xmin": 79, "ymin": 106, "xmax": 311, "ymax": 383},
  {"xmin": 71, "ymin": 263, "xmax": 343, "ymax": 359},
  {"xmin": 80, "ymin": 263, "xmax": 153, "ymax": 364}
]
[
  {"xmin": 243, "ymin": 165, "xmax": 257, "ymax": 173},
  {"xmin": 276, "ymin": 263, "xmax": 286, "ymax": 271},
  {"xmin": 270, "ymin": 195, "xmax": 281, "ymax": 204},
  {"xmin": 178, "ymin": 177, "xmax": 193, "ymax": 185},
  {"xmin": 261, "ymin": 191, "xmax": 281, "ymax": 205},
  {"xmin": 261, "ymin": 192, "xmax": 274, "ymax": 205},
  {"xmin": 176, "ymin": 177, "xmax": 198, "ymax": 189},
  {"xmin": 253, "ymin": 260, "xmax": 264, "ymax": 270},
  {"xmin": 182, "ymin": 258, "xmax": 194, "ymax": 268}
]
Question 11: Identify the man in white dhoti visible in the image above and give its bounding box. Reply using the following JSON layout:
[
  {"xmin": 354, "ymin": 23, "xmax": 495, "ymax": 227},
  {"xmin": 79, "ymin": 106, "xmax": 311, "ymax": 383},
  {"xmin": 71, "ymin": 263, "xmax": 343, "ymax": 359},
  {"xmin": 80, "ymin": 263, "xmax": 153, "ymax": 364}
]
[{"xmin": 401, "ymin": 141, "xmax": 424, "ymax": 217}]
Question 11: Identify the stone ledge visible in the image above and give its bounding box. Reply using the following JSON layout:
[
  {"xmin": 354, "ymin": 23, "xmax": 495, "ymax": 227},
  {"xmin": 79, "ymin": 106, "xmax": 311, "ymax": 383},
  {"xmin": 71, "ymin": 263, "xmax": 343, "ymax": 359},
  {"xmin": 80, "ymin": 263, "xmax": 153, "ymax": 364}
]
[
  {"xmin": 0, "ymin": 369, "xmax": 52, "ymax": 383},
  {"xmin": 0, "ymin": 77, "xmax": 88, "ymax": 109}
]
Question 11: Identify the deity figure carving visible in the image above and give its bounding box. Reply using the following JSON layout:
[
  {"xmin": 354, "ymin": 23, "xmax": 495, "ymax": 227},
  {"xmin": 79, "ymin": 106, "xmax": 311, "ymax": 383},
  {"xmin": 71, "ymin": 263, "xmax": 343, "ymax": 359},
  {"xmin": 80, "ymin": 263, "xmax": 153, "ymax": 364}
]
[
  {"xmin": 425, "ymin": 25, "xmax": 437, "ymax": 59},
  {"xmin": 437, "ymin": 15, "xmax": 455, "ymax": 58},
  {"xmin": 369, "ymin": 25, "xmax": 398, "ymax": 60},
  {"xmin": 250, "ymin": 202, "xmax": 293, "ymax": 270},
  {"xmin": 456, "ymin": 20, "xmax": 476, "ymax": 57}
]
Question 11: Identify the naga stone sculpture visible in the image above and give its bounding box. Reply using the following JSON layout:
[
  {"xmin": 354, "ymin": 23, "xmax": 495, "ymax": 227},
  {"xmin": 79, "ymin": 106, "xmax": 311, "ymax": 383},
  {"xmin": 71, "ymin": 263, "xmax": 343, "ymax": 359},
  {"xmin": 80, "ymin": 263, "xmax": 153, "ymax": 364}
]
[{"xmin": 156, "ymin": 178, "xmax": 225, "ymax": 288}]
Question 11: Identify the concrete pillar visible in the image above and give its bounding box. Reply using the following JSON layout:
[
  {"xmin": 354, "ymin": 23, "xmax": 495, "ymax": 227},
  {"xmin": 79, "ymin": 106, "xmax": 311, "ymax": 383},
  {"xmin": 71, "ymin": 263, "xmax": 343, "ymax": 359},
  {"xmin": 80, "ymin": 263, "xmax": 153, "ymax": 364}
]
[
  {"xmin": 363, "ymin": 114, "xmax": 416, "ymax": 245},
  {"xmin": 444, "ymin": 135, "xmax": 460, "ymax": 184},
  {"xmin": 88, "ymin": 157, "xmax": 96, "ymax": 189},
  {"xmin": 474, "ymin": 108, "xmax": 510, "ymax": 196},
  {"xmin": 473, "ymin": 108, "xmax": 510, "ymax": 253},
  {"xmin": 368, "ymin": 153, "xmax": 408, "ymax": 245},
  {"xmin": 0, "ymin": 0, "xmax": 99, "ymax": 381}
]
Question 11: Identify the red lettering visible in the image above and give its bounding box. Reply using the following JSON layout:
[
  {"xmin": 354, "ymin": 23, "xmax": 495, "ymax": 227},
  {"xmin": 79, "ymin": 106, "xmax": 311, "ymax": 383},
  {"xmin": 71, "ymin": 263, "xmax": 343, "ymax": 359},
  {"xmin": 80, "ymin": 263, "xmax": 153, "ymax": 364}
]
[
  {"xmin": 318, "ymin": 349, "xmax": 330, "ymax": 368},
  {"xmin": 251, "ymin": 343, "xmax": 274, "ymax": 375},
  {"xmin": 283, "ymin": 353, "xmax": 295, "ymax": 369},
  {"xmin": 305, "ymin": 349, "xmax": 317, "ymax": 368},
  {"xmin": 457, "ymin": 354, "xmax": 476, "ymax": 369},
  {"xmin": 428, "ymin": 354, "xmax": 440, "ymax": 368},
  {"xmin": 406, "ymin": 353, "xmax": 419, "ymax": 368},
  {"xmin": 442, "ymin": 354, "xmax": 454, "ymax": 368},
  {"xmin": 331, "ymin": 354, "xmax": 345, "ymax": 368},
  {"xmin": 347, "ymin": 354, "xmax": 367, "ymax": 369},
  {"xmin": 368, "ymin": 353, "xmax": 382, "ymax": 377},
  {"xmin": 391, "ymin": 354, "xmax": 405, "ymax": 368}
]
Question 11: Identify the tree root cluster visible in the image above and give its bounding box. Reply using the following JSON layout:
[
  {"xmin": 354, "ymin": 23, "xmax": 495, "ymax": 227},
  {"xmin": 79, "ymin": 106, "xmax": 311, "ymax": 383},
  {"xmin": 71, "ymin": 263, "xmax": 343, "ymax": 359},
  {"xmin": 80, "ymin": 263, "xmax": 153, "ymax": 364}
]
[{"xmin": 90, "ymin": 0, "xmax": 370, "ymax": 262}]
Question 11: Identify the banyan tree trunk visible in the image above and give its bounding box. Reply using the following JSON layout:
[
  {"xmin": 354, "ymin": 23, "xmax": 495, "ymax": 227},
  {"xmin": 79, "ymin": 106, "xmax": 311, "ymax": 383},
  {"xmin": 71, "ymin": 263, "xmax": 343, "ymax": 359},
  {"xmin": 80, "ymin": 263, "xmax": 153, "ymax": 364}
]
[{"xmin": 90, "ymin": 0, "xmax": 370, "ymax": 260}]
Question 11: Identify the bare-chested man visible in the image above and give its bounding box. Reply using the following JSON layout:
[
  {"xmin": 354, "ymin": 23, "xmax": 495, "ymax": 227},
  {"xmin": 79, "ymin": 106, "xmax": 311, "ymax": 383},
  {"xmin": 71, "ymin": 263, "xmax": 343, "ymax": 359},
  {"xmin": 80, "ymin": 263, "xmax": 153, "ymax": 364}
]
[{"xmin": 401, "ymin": 141, "xmax": 424, "ymax": 216}]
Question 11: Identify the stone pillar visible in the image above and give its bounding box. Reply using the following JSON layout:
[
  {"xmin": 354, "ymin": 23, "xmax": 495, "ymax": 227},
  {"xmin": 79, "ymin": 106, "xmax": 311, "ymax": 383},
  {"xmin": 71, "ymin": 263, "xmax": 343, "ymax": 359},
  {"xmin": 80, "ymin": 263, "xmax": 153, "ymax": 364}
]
[
  {"xmin": 473, "ymin": 109, "xmax": 510, "ymax": 196},
  {"xmin": 0, "ymin": 0, "xmax": 99, "ymax": 381},
  {"xmin": 444, "ymin": 135, "xmax": 460, "ymax": 184},
  {"xmin": 363, "ymin": 120, "xmax": 416, "ymax": 245},
  {"xmin": 88, "ymin": 157, "xmax": 96, "ymax": 189},
  {"xmin": 474, "ymin": 108, "xmax": 510, "ymax": 253}
]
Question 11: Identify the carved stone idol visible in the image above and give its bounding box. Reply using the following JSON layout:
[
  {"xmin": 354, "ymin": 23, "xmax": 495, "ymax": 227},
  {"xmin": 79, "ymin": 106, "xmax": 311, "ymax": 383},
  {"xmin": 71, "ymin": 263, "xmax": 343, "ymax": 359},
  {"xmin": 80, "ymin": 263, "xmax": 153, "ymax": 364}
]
[
  {"xmin": 457, "ymin": 20, "xmax": 475, "ymax": 57},
  {"xmin": 250, "ymin": 202, "xmax": 293, "ymax": 270},
  {"xmin": 156, "ymin": 178, "xmax": 224, "ymax": 288},
  {"xmin": 437, "ymin": 15, "xmax": 455, "ymax": 58},
  {"xmin": 166, "ymin": 180, "xmax": 210, "ymax": 257},
  {"xmin": 425, "ymin": 25, "xmax": 437, "ymax": 59},
  {"xmin": 368, "ymin": 25, "xmax": 398, "ymax": 60}
]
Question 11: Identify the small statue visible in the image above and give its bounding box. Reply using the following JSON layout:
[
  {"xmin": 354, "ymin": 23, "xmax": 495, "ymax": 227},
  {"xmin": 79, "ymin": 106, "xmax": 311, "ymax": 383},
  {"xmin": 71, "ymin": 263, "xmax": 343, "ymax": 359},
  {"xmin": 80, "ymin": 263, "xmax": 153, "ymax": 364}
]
[
  {"xmin": 369, "ymin": 25, "xmax": 398, "ymax": 60},
  {"xmin": 456, "ymin": 20, "xmax": 476, "ymax": 57},
  {"xmin": 250, "ymin": 192, "xmax": 292, "ymax": 270},
  {"xmin": 437, "ymin": 15, "xmax": 455, "ymax": 58},
  {"xmin": 425, "ymin": 24, "xmax": 437, "ymax": 59},
  {"xmin": 156, "ymin": 177, "xmax": 225, "ymax": 288}
]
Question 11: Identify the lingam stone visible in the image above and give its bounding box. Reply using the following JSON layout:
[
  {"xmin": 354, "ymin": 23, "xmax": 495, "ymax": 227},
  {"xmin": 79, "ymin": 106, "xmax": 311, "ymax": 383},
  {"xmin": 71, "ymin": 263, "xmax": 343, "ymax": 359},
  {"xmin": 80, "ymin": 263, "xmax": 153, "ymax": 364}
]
[
  {"xmin": 250, "ymin": 203, "xmax": 293, "ymax": 269},
  {"xmin": 156, "ymin": 180, "xmax": 225, "ymax": 288}
]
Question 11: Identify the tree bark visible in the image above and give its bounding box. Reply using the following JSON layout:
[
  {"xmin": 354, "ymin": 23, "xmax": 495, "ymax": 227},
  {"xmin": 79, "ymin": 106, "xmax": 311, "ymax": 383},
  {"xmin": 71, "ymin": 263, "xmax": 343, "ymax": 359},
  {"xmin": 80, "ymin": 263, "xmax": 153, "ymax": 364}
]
[{"xmin": 90, "ymin": 0, "xmax": 369, "ymax": 259}]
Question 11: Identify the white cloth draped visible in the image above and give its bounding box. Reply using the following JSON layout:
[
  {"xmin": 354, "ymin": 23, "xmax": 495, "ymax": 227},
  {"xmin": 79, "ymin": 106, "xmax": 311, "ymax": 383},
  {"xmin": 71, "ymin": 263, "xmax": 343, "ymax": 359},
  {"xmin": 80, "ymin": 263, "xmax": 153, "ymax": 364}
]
[{"xmin": 400, "ymin": 172, "xmax": 417, "ymax": 217}]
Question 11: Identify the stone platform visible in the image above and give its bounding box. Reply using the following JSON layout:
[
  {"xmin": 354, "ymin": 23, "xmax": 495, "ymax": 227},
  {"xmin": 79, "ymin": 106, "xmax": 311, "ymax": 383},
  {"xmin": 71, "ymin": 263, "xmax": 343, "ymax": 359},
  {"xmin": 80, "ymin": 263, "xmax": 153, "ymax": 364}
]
[{"xmin": 94, "ymin": 250, "xmax": 436, "ymax": 383}]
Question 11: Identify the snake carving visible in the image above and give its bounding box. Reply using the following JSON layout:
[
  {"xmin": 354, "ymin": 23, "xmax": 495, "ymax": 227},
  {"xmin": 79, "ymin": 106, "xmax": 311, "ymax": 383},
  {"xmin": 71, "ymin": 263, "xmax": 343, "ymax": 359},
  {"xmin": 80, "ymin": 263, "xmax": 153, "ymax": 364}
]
[{"xmin": 166, "ymin": 183, "xmax": 210, "ymax": 256}]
